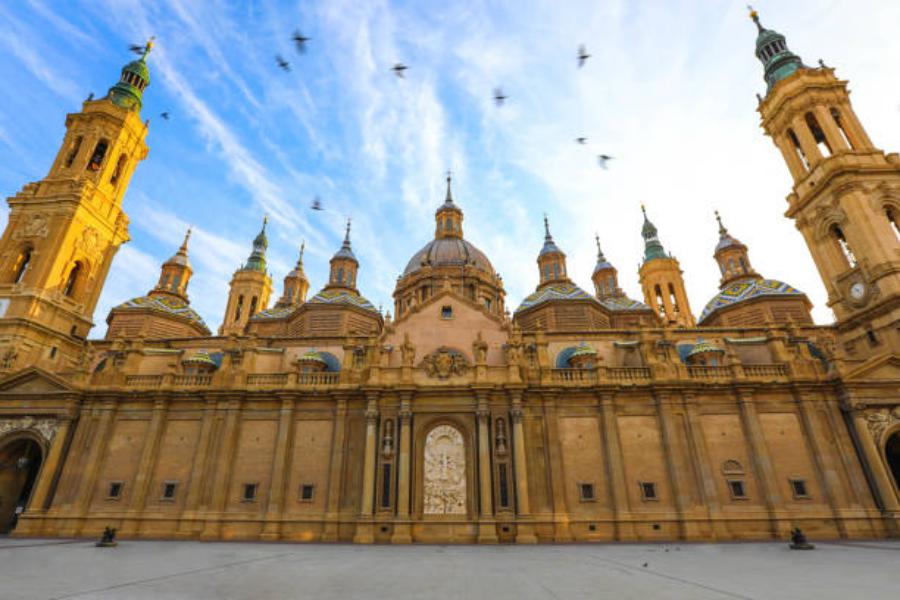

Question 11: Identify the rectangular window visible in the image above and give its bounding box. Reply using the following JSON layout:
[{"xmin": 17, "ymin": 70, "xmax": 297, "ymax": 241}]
[
  {"xmin": 639, "ymin": 481, "xmax": 657, "ymax": 501},
  {"xmin": 300, "ymin": 484, "xmax": 315, "ymax": 502},
  {"xmin": 107, "ymin": 481, "xmax": 124, "ymax": 500},
  {"xmin": 380, "ymin": 464, "xmax": 392, "ymax": 508},
  {"xmin": 498, "ymin": 463, "xmax": 510, "ymax": 508},
  {"xmin": 727, "ymin": 479, "xmax": 748, "ymax": 499},
  {"xmin": 579, "ymin": 483, "xmax": 595, "ymax": 502},
  {"xmin": 161, "ymin": 481, "xmax": 178, "ymax": 500},
  {"xmin": 441, "ymin": 305, "xmax": 453, "ymax": 319},
  {"xmin": 242, "ymin": 483, "xmax": 258, "ymax": 502},
  {"xmin": 790, "ymin": 479, "xmax": 810, "ymax": 499}
]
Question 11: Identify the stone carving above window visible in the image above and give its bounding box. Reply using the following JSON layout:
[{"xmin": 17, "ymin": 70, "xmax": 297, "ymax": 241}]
[
  {"xmin": 0, "ymin": 416, "xmax": 59, "ymax": 443},
  {"xmin": 423, "ymin": 425, "xmax": 466, "ymax": 515},
  {"xmin": 420, "ymin": 347, "xmax": 468, "ymax": 379},
  {"xmin": 13, "ymin": 214, "xmax": 49, "ymax": 240},
  {"xmin": 865, "ymin": 407, "xmax": 900, "ymax": 443}
]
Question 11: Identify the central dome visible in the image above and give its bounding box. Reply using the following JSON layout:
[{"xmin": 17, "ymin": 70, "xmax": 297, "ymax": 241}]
[{"xmin": 403, "ymin": 237, "xmax": 495, "ymax": 276}]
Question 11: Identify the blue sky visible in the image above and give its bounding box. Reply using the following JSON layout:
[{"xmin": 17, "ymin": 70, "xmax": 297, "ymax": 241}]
[{"xmin": 2, "ymin": 0, "xmax": 899, "ymax": 335}]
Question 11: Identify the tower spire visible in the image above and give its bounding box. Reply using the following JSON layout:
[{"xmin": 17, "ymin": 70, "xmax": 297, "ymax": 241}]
[
  {"xmin": 445, "ymin": 170, "xmax": 453, "ymax": 204},
  {"xmin": 715, "ymin": 210, "xmax": 728, "ymax": 237},
  {"xmin": 641, "ymin": 204, "xmax": 666, "ymax": 262},
  {"xmin": 749, "ymin": 7, "xmax": 805, "ymax": 92},
  {"xmin": 107, "ymin": 37, "xmax": 153, "ymax": 112},
  {"xmin": 595, "ymin": 234, "xmax": 606, "ymax": 262}
]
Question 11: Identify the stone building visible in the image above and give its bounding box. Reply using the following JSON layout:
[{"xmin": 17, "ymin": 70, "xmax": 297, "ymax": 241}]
[{"xmin": 0, "ymin": 13, "xmax": 897, "ymax": 544}]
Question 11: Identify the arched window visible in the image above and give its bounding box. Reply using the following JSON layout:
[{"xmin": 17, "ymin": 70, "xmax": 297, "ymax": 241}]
[
  {"xmin": 831, "ymin": 225, "xmax": 857, "ymax": 268},
  {"xmin": 886, "ymin": 207, "xmax": 900, "ymax": 241},
  {"xmin": 110, "ymin": 154, "xmax": 127, "ymax": 185},
  {"xmin": 160, "ymin": 274, "xmax": 170, "ymax": 289},
  {"xmin": 727, "ymin": 258, "xmax": 735, "ymax": 275},
  {"xmin": 171, "ymin": 274, "xmax": 181, "ymax": 291},
  {"xmin": 787, "ymin": 129, "xmax": 810, "ymax": 171},
  {"xmin": 87, "ymin": 140, "xmax": 108, "ymax": 172},
  {"xmin": 249, "ymin": 296, "xmax": 258, "ymax": 316},
  {"xmin": 606, "ymin": 276, "xmax": 615, "ymax": 293},
  {"xmin": 235, "ymin": 295, "xmax": 244, "ymax": 321},
  {"xmin": 718, "ymin": 261, "xmax": 726, "ymax": 275},
  {"xmin": 543, "ymin": 265, "xmax": 551, "ymax": 281},
  {"xmin": 63, "ymin": 262, "xmax": 82, "ymax": 297},
  {"xmin": 830, "ymin": 108, "xmax": 854, "ymax": 149},
  {"xmin": 336, "ymin": 267, "xmax": 344, "ymax": 284},
  {"xmin": 739, "ymin": 257, "xmax": 748, "ymax": 273},
  {"xmin": 65, "ymin": 136, "xmax": 83, "ymax": 168},
  {"xmin": 668, "ymin": 283, "xmax": 680, "ymax": 314},
  {"xmin": 654, "ymin": 284, "xmax": 666, "ymax": 317},
  {"xmin": 13, "ymin": 248, "xmax": 32, "ymax": 284},
  {"xmin": 805, "ymin": 112, "xmax": 832, "ymax": 157},
  {"xmin": 552, "ymin": 263, "xmax": 559, "ymax": 279}
]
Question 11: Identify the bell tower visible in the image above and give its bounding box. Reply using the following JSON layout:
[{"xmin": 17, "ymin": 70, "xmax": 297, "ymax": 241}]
[
  {"xmin": 638, "ymin": 205, "xmax": 695, "ymax": 327},
  {"xmin": 0, "ymin": 41, "xmax": 152, "ymax": 370},
  {"xmin": 752, "ymin": 9, "xmax": 900, "ymax": 360},
  {"xmin": 220, "ymin": 217, "xmax": 273, "ymax": 335}
]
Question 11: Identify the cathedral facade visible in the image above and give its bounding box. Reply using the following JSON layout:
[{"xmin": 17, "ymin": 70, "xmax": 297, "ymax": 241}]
[{"xmin": 0, "ymin": 15, "xmax": 897, "ymax": 544}]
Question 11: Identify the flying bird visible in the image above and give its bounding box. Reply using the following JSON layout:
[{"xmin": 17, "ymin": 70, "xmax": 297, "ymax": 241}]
[
  {"xmin": 493, "ymin": 87, "xmax": 508, "ymax": 106},
  {"xmin": 597, "ymin": 154, "xmax": 613, "ymax": 169},
  {"xmin": 311, "ymin": 197, "xmax": 324, "ymax": 211},
  {"xmin": 642, "ymin": 563, "xmax": 648, "ymax": 568},
  {"xmin": 392, "ymin": 63, "xmax": 408, "ymax": 78},
  {"xmin": 276, "ymin": 55, "xmax": 291, "ymax": 72},
  {"xmin": 578, "ymin": 44, "xmax": 591, "ymax": 68},
  {"xmin": 292, "ymin": 30, "xmax": 310, "ymax": 53},
  {"xmin": 160, "ymin": 112, "xmax": 170, "ymax": 121},
  {"xmin": 575, "ymin": 137, "xmax": 587, "ymax": 145},
  {"xmin": 129, "ymin": 37, "xmax": 155, "ymax": 56}
]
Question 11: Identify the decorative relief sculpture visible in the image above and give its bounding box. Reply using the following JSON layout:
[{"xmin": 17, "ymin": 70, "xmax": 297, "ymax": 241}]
[
  {"xmin": 865, "ymin": 407, "xmax": 900, "ymax": 442},
  {"xmin": 0, "ymin": 347, "xmax": 18, "ymax": 371},
  {"xmin": 13, "ymin": 214, "xmax": 49, "ymax": 240},
  {"xmin": 423, "ymin": 425, "xmax": 466, "ymax": 515},
  {"xmin": 0, "ymin": 416, "xmax": 59, "ymax": 443},
  {"xmin": 421, "ymin": 347, "xmax": 468, "ymax": 379},
  {"xmin": 76, "ymin": 227, "xmax": 102, "ymax": 265},
  {"xmin": 382, "ymin": 419, "xmax": 394, "ymax": 459},
  {"xmin": 400, "ymin": 333, "xmax": 416, "ymax": 367}
]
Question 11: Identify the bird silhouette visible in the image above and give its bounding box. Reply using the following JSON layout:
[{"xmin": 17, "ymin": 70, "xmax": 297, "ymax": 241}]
[
  {"xmin": 128, "ymin": 37, "xmax": 155, "ymax": 56},
  {"xmin": 642, "ymin": 562, "xmax": 648, "ymax": 568},
  {"xmin": 311, "ymin": 197, "xmax": 324, "ymax": 211},
  {"xmin": 276, "ymin": 55, "xmax": 291, "ymax": 72},
  {"xmin": 578, "ymin": 45, "xmax": 591, "ymax": 67},
  {"xmin": 392, "ymin": 63, "xmax": 408, "ymax": 78},
  {"xmin": 160, "ymin": 112, "xmax": 170, "ymax": 121},
  {"xmin": 597, "ymin": 154, "xmax": 613, "ymax": 169},
  {"xmin": 576, "ymin": 137, "xmax": 588, "ymax": 145},
  {"xmin": 292, "ymin": 30, "xmax": 310, "ymax": 54},
  {"xmin": 493, "ymin": 87, "xmax": 508, "ymax": 106}
]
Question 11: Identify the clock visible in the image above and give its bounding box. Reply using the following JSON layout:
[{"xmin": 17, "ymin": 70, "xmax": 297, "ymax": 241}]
[{"xmin": 849, "ymin": 282, "xmax": 866, "ymax": 300}]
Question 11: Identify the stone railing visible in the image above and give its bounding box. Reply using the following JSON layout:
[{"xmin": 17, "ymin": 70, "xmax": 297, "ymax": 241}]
[
  {"xmin": 741, "ymin": 363, "xmax": 788, "ymax": 380},
  {"xmin": 298, "ymin": 372, "xmax": 340, "ymax": 386},
  {"xmin": 171, "ymin": 374, "xmax": 213, "ymax": 387},
  {"xmin": 606, "ymin": 367, "xmax": 651, "ymax": 382},
  {"xmin": 125, "ymin": 374, "xmax": 163, "ymax": 388},
  {"xmin": 246, "ymin": 373, "xmax": 289, "ymax": 386},
  {"xmin": 686, "ymin": 365, "xmax": 731, "ymax": 380},
  {"xmin": 550, "ymin": 368, "xmax": 597, "ymax": 385}
]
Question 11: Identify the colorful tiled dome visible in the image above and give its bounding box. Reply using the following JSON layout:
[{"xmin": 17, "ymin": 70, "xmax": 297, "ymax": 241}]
[
  {"xmin": 569, "ymin": 342, "xmax": 597, "ymax": 359},
  {"xmin": 113, "ymin": 295, "xmax": 210, "ymax": 333},
  {"xmin": 515, "ymin": 283, "xmax": 594, "ymax": 313},
  {"xmin": 699, "ymin": 278, "xmax": 805, "ymax": 323},
  {"xmin": 297, "ymin": 349, "xmax": 327, "ymax": 365},
  {"xmin": 251, "ymin": 305, "xmax": 296, "ymax": 320},
  {"xmin": 308, "ymin": 289, "xmax": 379, "ymax": 314},
  {"xmin": 598, "ymin": 295, "xmax": 652, "ymax": 312},
  {"xmin": 182, "ymin": 350, "xmax": 217, "ymax": 367},
  {"xmin": 686, "ymin": 340, "xmax": 725, "ymax": 359}
]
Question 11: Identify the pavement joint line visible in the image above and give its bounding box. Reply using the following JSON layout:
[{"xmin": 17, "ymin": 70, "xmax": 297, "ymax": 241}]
[
  {"xmin": 0, "ymin": 540, "xmax": 82, "ymax": 550},
  {"xmin": 818, "ymin": 541, "xmax": 900, "ymax": 552},
  {"xmin": 583, "ymin": 552, "xmax": 756, "ymax": 600},
  {"xmin": 44, "ymin": 550, "xmax": 300, "ymax": 600}
]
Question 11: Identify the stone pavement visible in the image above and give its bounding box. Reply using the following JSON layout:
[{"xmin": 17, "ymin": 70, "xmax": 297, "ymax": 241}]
[{"xmin": 1, "ymin": 537, "xmax": 898, "ymax": 599}]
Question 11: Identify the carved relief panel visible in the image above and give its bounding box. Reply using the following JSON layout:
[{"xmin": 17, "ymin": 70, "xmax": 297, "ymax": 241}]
[{"xmin": 423, "ymin": 425, "xmax": 467, "ymax": 515}]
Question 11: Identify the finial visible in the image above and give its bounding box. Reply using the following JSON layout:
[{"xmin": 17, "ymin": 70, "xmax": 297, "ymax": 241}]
[
  {"xmin": 543, "ymin": 214, "xmax": 551, "ymax": 238},
  {"xmin": 142, "ymin": 36, "xmax": 156, "ymax": 60},
  {"xmin": 180, "ymin": 227, "xmax": 192, "ymax": 252},
  {"xmin": 640, "ymin": 203, "xmax": 647, "ymax": 218},
  {"xmin": 444, "ymin": 170, "xmax": 453, "ymax": 203},
  {"xmin": 298, "ymin": 240, "xmax": 305, "ymax": 266},
  {"xmin": 261, "ymin": 215, "xmax": 268, "ymax": 232},
  {"xmin": 344, "ymin": 218, "xmax": 352, "ymax": 243},
  {"xmin": 715, "ymin": 210, "xmax": 728, "ymax": 236},
  {"xmin": 595, "ymin": 233, "xmax": 606, "ymax": 261},
  {"xmin": 747, "ymin": 5, "xmax": 763, "ymax": 32}
]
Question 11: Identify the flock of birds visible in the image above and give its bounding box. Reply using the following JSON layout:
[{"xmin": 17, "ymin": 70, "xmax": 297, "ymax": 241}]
[{"xmin": 127, "ymin": 34, "xmax": 615, "ymax": 215}]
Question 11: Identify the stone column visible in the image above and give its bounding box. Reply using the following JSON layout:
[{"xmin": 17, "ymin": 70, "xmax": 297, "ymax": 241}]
[
  {"xmin": 353, "ymin": 393, "xmax": 379, "ymax": 543},
  {"xmin": 681, "ymin": 394, "xmax": 729, "ymax": 539},
  {"xmin": 736, "ymin": 390, "xmax": 790, "ymax": 537},
  {"xmin": 851, "ymin": 406, "xmax": 900, "ymax": 513},
  {"xmin": 774, "ymin": 134, "xmax": 809, "ymax": 180},
  {"xmin": 598, "ymin": 392, "xmax": 634, "ymax": 540},
  {"xmin": 814, "ymin": 105, "xmax": 850, "ymax": 152},
  {"xmin": 655, "ymin": 392, "xmax": 702, "ymax": 540},
  {"xmin": 261, "ymin": 396, "xmax": 295, "ymax": 540},
  {"xmin": 391, "ymin": 393, "xmax": 413, "ymax": 543},
  {"xmin": 791, "ymin": 115, "xmax": 825, "ymax": 166},
  {"xmin": 61, "ymin": 401, "xmax": 116, "ymax": 536},
  {"xmin": 321, "ymin": 396, "xmax": 348, "ymax": 542},
  {"xmin": 510, "ymin": 392, "xmax": 537, "ymax": 543},
  {"xmin": 475, "ymin": 393, "xmax": 498, "ymax": 543},
  {"xmin": 121, "ymin": 397, "xmax": 169, "ymax": 536},
  {"xmin": 201, "ymin": 398, "xmax": 242, "ymax": 540},
  {"xmin": 177, "ymin": 397, "xmax": 217, "ymax": 538},
  {"xmin": 542, "ymin": 394, "xmax": 573, "ymax": 541}
]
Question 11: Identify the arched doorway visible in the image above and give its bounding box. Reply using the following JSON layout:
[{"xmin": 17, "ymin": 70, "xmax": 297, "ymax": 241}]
[
  {"xmin": 886, "ymin": 431, "xmax": 900, "ymax": 493},
  {"xmin": 0, "ymin": 437, "xmax": 43, "ymax": 533}
]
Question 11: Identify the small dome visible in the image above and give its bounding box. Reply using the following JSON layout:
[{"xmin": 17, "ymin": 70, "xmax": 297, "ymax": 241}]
[
  {"xmin": 182, "ymin": 350, "xmax": 218, "ymax": 367},
  {"xmin": 687, "ymin": 340, "xmax": 725, "ymax": 358},
  {"xmin": 112, "ymin": 295, "xmax": 209, "ymax": 332},
  {"xmin": 308, "ymin": 289, "xmax": 379, "ymax": 314},
  {"xmin": 515, "ymin": 283, "xmax": 594, "ymax": 313},
  {"xmin": 251, "ymin": 305, "xmax": 295, "ymax": 320},
  {"xmin": 297, "ymin": 349, "xmax": 327, "ymax": 365},
  {"xmin": 123, "ymin": 59, "xmax": 150, "ymax": 84},
  {"xmin": 403, "ymin": 238, "xmax": 494, "ymax": 277},
  {"xmin": 699, "ymin": 278, "xmax": 805, "ymax": 323},
  {"xmin": 570, "ymin": 342, "xmax": 597, "ymax": 359}
]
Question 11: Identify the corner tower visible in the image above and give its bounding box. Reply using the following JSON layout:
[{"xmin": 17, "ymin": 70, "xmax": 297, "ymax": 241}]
[
  {"xmin": 638, "ymin": 206, "xmax": 694, "ymax": 327},
  {"xmin": 219, "ymin": 217, "xmax": 273, "ymax": 335},
  {"xmin": 0, "ymin": 42, "xmax": 153, "ymax": 370},
  {"xmin": 752, "ymin": 9, "xmax": 900, "ymax": 359}
]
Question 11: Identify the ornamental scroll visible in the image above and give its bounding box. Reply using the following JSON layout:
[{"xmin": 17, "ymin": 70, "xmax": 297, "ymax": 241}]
[{"xmin": 865, "ymin": 406, "xmax": 900, "ymax": 444}]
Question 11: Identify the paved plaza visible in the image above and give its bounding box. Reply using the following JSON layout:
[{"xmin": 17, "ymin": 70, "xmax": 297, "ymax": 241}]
[{"xmin": 1, "ymin": 537, "xmax": 897, "ymax": 599}]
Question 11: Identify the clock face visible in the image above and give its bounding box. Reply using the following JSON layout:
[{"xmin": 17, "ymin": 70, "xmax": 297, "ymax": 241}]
[{"xmin": 850, "ymin": 282, "xmax": 866, "ymax": 300}]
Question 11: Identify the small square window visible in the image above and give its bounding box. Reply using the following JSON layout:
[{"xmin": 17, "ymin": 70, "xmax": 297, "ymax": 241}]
[
  {"xmin": 242, "ymin": 483, "xmax": 258, "ymax": 502},
  {"xmin": 300, "ymin": 484, "xmax": 315, "ymax": 502},
  {"xmin": 161, "ymin": 481, "xmax": 178, "ymax": 500},
  {"xmin": 639, "ymin": 481, "xmax": 657, "ymax": 501},
  {"xmin": 441, "ymin": 305, "xmax": 453, "ymax": 319},
  {"xmin": 578, "ymin": 483, "xmax": 595, "ymax": 502},
  {"xmin": 790, "ymin": 478, "xmax": 810, "ymax": 499},
  {"xmin": 107, "ymin": 481, "xmax": 123, "ymax": 500},
  {"xmin": 727, "ymin": 479, "xmax": 748, "ymax": 499}
]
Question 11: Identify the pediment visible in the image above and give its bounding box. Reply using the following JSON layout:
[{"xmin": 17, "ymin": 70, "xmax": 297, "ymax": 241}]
[
  {"xmin": 842, "ymin": 354, "xmax": 900, "ymax": 382},
  {"xmin": 0, "ymin": 367, "xmax": 75, "ymax": 394}
]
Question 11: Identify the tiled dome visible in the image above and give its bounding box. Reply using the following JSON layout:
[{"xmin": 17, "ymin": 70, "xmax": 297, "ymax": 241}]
[
  {"xmin": 308, "ymin": 289, "xmax": 379, "ymax": 314},
  {"xmin": 699, "ymin": 278, "xmax": 805, "ymax": 323},
  {"xmin": 403, "ymin": 238, "xmax": 494, "ymax": 277},
  {"xmin": 515, "ymin": 283, "xmax": 594, "ymax": 313},
  {"xmin": 113, "ymin": 295, "xmax": 209, "ymax": 332}
]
